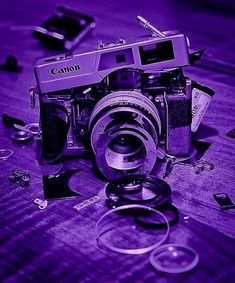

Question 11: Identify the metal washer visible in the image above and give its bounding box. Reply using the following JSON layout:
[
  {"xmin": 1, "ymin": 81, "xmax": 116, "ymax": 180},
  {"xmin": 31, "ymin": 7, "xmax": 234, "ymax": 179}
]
[
  {"xmin": 11, "ymin": 131, "xmax": 33, "ymax": 142},
  {"xmin": 25, "ymin": 123, "xmax": 39, "ymax": 135},
  {"xmin": 0, "ymin": 149, "xmax": 14, "ymax": 160}
]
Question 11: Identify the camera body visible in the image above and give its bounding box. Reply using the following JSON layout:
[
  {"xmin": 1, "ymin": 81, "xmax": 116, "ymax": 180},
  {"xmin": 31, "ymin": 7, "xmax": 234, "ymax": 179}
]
[{"xmin": 33, "ymin": 29, "xmax": 195, "ymax": 179}]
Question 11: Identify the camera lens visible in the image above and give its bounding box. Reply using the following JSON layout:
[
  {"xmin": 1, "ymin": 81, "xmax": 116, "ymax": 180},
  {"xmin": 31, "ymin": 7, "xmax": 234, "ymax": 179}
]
[{"xmin": 89, "ymin": 90, "xmax": 161, "ymax": 179}]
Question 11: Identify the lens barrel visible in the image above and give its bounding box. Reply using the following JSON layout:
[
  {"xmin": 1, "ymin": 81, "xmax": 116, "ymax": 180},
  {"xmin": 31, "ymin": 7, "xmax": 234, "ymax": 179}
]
[{"xmin": 89, "ymin": 91, "xmax": 161, "ymax": 179}]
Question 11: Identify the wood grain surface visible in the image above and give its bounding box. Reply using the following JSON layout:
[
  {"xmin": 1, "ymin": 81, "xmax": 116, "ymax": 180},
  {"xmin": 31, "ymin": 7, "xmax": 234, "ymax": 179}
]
[{"xmin": 0, "ymin": 0, "xmax": 235, "ymax": 282}]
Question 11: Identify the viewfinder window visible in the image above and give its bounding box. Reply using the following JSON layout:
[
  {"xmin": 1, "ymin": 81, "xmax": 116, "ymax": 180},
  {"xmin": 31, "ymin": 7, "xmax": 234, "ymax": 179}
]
[{"xmin": 139, "ymin": 40, "xmax": 174, "ymax": 65}]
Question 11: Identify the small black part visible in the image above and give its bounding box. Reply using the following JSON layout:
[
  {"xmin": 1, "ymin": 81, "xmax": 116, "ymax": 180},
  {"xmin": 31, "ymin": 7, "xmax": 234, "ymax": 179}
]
[
  {"xmin": 2, "ymin": 113, "xmax": 26, "ymax": 128},
  {"xmin": 40, "ymin": 102, "xmax": 69, "ymax": 162},
  {"xmin": 9, "ymin": 169, "xmax": 30, "ymax": 187},
  {"xmin": 193, "ymin": 140, "xmax": 211, "ymax": 160},
  {"xmin": 0, "ymin": 55, "xmax": 22, "ymax": 72},
  {"xmin": 134, "ymin": 204, "xmax": 179, "ymax": 229},
  {"xmin": 213, "ymin": 193, "xmax": 235, "ymax": 210},
  {"xmin": 43, "ymin": 169, "xmax": 81, "ymax": 200},
  {"xmin": 34, "ymin": 5, "xmax": 95, "ymax": 50},
  {"xmin": 163, "ymin": 158, "xmax": 175, "ymax": 179},
  {"xmin": 106, "ymin": 174, "xmax": 172, "ymax": 208},
  {"xmin": 189, "ymin": 49, "xmax": 205, "ymax": 64},
  {"xmin": 226, "ymin": 128, "xmax": 235, "ymax": 139}
]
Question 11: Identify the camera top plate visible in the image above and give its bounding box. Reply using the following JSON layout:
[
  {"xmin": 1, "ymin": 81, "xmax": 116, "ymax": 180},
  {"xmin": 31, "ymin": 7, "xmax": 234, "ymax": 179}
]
[{"xmin": 34, "ymin": 30, "xmax": 189, "ymax": 93}]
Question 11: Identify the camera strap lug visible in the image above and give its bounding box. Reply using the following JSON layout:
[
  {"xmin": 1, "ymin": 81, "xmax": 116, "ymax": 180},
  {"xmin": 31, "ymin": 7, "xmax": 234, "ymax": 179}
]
[
  {"xmin": 34, "ymin": 198, "xmax": 48, "ymax": 210},
  {"xmin": 156, "ymin": 148, "xmax": 168, "ymax": 159},
  {"xmin": 29, "ymin": 85, "xmax": 38, "ymax": 109}
]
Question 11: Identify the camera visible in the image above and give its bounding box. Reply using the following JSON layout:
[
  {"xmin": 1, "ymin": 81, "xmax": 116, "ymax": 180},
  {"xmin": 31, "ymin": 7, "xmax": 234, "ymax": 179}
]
[{"xmin": 31, "ymin": 17, "xmax": 213, "ymax": 180}]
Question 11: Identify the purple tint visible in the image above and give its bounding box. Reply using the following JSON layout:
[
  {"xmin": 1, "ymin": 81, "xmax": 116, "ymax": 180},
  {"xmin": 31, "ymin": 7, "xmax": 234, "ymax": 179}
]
[{"xmin": 0, "ymin": 0, "xmax": 235, "ymax": 282}]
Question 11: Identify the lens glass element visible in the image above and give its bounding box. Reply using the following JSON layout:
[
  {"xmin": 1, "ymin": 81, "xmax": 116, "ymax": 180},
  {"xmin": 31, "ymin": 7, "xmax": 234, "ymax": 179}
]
[
  {"xmin": 150, "ymin": 244, "xmax": 199, "ymax": 273},
  {"xmin": 96, "ymin": 204, "xmax": 170, "ymax": 254}
]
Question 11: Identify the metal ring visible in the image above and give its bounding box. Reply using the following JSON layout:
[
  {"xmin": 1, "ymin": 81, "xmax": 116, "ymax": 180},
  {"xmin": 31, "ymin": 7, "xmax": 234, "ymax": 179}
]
[
  {"xmin": 0, "ymin": 149, "xmax": 14, "ymax": 160},
  {"xmin": 106, "ymin": 175, "xmax": 172, "ymax": 208},
  {"xmin": 95, "ymin": 124, "xmax": 157, "ymax": 180},
  {"xmin": 11, "ymin": 131, "xmax": 33, "ymax": 142},
  {"xmin": 25, "ymin": 123, "xmax": 39, "ymax": 135},
  {"xmin": 96, "ymin": 204, "xmax": 170, "ymax": 255}
]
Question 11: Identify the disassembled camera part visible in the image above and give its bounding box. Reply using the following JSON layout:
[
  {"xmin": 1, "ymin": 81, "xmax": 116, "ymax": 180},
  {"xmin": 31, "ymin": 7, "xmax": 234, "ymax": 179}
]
[
  {"xmin": 9, "ymin": 169, "xmax": 30, "ymax": 187},
  {"xmin": 191, "ymin": 82, "xmax": 215, "ymax": 133},
  {"xmin": 213, "ymin": 193, "xmax": 235, "ymax": 210},
  {"xmin": 0, "ymin": 149, "xmax": 14, "ymax": 160},
  {"xmin": 193, "ymin": 160, "xmax": 214, "ymax": 174},
  {"xmin": 150, "ymin": 244, "xmax": 199, "ymax": 273},
  {"xmin": 189, "ymin": 49, "xmax": 205, "ymax": 64},
  {"xmin": 135, "ymin": 204, "xmax": 179, "ymax": 228},
  {"xmin": 33, "ymin": 5, "xmax": 96, "ymax": 50},
  {"xmin": 183, "ymin": 215, "xmax": 190, "ymax": 221},
  {"xmin": 43, "ymin": 169, "xmax": 81, "ymax": 200},
  {"xmin": 96, "ymin": 204, "xmax": 170, "ymax": 255},
  {"xmin": 226, "ymin": 128, "xmax": 235, "ymax": 139},
  {"xmin": 34, "ymin": 198, "xmax": 48, "ymax": 210},
  {"xmin": 137, "ymin": 16, "xmax": 165, "ymax": 37},
  {"xmin": 74, "ymin": 196, "xmax": 101, "ymax": 212},
  {"xmin": 32, "ymin": 16, "xmax": 214, "ymax": 180},
  {"xmin": 11, "ymin": 131, "xmax": 33, "ymax": 142},
  {"xmin": 0, "ymin": 55, "xmax": 22, "ymax": 72},
  {"xmin": 13, "ymin": 123, "xmax": 39, "ymax": 135},
  {"xmin": 176, "ymin": 159, "xmax": 214, "ymax": 175},
  {"xmin": 105, "ymin": 175, "xmax": 172, "ymax": 208},
  {"xmin": 2, "ymin": 113, "xmax": 25, "ymax": 128}
]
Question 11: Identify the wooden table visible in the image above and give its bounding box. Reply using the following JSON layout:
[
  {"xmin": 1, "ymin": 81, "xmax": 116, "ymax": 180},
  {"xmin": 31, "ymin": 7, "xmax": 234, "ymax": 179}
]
[{"xmin": 0, "ymin": 0, "xmax": 235, "ymax": 282}]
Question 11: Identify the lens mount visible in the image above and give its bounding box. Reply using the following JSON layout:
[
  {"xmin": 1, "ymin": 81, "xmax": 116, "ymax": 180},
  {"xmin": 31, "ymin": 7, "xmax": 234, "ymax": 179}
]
[
  {"xmin": 89, "ymin": 90, "xmax": 161, "ymax": 153},
  {"xmin": 95, "ymin": 123, "xmax": 157, "ymax": 180}
]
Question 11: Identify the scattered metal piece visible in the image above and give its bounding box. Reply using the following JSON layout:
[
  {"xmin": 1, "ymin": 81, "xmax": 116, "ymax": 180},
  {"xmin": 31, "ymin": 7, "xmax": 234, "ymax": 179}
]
[
  {"xmin": 74, "ymin": 196, "xmax": 101, "ymax": 211},
  {"xmin": 162, "ymin": 141, "xmax": 213, "ymax": 178},
  {"xmin": 9, "ymin": 169, "xmax": 30, "ymax": 187},
  {"xmin": 34, "ymin": 198, "xmax": 48, "ymax": 210},
  {"xmin": 25, "ymin": 123, "xmax": 39, "ymax": 135},
  {"xmin": 0, "ymin": 55, "xmax": 22, "ymax": 72},
  {"xmin": 11, "ymin": 130, "xmax": 33, "ymax": 142},
  {"xmin": 193, "ymin": 160, "xmax": 214, "ymax": 174},
  {"xmin": 137, "ymin": 16, "xmax": 165, "ymax": 37},
  {"xmin": 13, "ymin": 123, "xmax": 39, "ymax": 135},
  {"xmin": 176, "ymin": 159, "xmax": 214, "ymax": 175},
  {"xmin": 0, "ymin": 149, "xmax": 14, "ymax": 160},
  {"xmin": 163, "ymin": 157, "xmax": 175, "ymax": 178},
  {"xmin": 200, "ymin": 160, "xmax": 214, "ymax": 171},
  {"xmin": 183, "ymin": 216, "xmax": 190, "ymax": 221},
  {"xmin": 213, "ymin": 193, "xmax": 235, "ymax": 210}
]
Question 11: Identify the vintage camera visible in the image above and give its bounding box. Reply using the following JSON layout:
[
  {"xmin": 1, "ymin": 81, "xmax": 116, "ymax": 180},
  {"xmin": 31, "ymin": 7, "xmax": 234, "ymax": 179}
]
[{"xmin": 31, "ymin": 17, "xmax": 212, "ymax": 180}]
